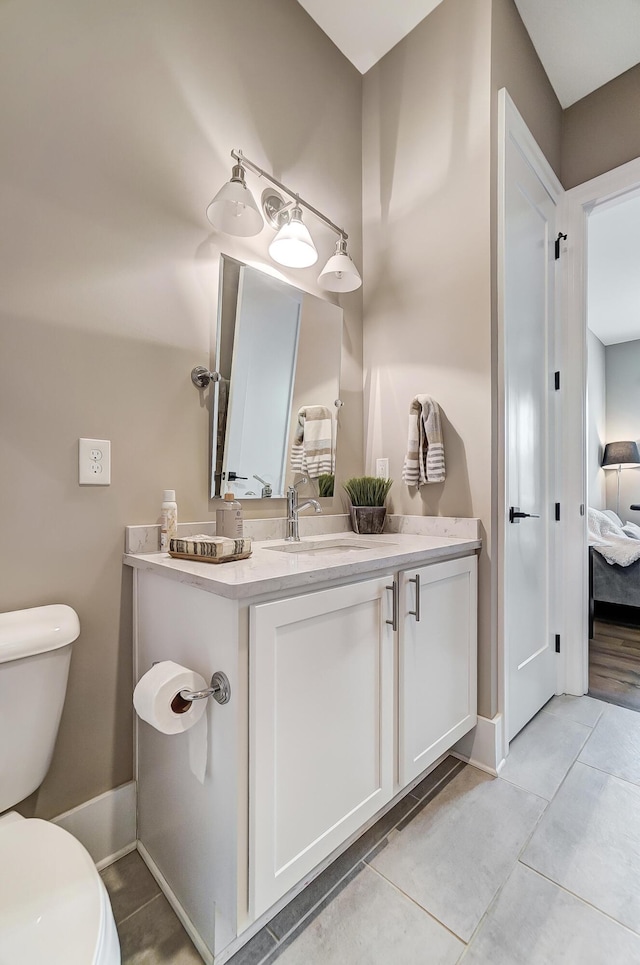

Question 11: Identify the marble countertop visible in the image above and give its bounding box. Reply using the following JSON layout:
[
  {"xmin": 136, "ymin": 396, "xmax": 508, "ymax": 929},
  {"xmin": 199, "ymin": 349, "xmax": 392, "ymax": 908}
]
[{"xmin": 123, "ymin": 532, "xmax": 481, "ymax": 600}]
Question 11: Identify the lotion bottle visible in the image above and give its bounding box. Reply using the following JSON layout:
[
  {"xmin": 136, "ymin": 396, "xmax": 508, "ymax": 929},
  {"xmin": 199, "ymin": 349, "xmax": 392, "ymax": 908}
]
[
  {"xmin": 160, "ymin": 490, "xmax": 178, "ymax": 551},
  {"xmin": 216, "ymin": 492, "xmax": 243, "ymax": 538}
]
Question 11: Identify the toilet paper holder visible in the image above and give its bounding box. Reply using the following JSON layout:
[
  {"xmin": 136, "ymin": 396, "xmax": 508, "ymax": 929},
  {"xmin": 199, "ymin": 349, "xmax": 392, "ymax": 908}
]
[{"xmin": 180, "ymin": 671, "xmax": 231, "ymax": 705}]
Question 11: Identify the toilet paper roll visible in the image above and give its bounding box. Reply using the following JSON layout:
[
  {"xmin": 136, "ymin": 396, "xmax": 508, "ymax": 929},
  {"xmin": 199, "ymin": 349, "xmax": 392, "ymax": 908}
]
[{"xmin": 133, "ymin": 660, "xmax": 208, "ymax": 735}]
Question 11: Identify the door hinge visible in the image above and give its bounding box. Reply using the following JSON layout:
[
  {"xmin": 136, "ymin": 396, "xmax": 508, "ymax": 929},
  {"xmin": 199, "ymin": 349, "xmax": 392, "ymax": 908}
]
[
  {"xmin": 555, "ymin": 503, "xmax": 561, "ymax": 521},
  {"xmin": 555, "ymin": 232, "xmax": 567, "ymax": 260},
  {"xmin": 554, "ymin": 371, "xmax": 560, "ymax": 391},
  {"xmin": 555, "ymin": 634, "xmax": 561, "ymax": 653}
]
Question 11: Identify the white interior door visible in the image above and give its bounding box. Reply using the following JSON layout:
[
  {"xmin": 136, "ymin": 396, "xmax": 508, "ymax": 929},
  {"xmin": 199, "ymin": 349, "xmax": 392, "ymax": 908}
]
[{"xmin": 500, "ymin": 91, "xmax": 563, "ymax": 742}]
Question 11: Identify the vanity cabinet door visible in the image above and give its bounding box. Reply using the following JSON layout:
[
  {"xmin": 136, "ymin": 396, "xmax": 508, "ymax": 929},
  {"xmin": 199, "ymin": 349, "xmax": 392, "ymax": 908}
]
[
  {"xmin": 398, "ymin": 556, "xmax": 477, "ymax": 788},
  {"xmin": 249, "ymin": 575, "xmax": 395, "ymax": 919}
]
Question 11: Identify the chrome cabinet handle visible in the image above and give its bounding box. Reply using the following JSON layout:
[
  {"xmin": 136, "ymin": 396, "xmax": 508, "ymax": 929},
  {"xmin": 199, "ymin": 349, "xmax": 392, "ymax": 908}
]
[
  {"xmin": 409, "ymin": 574, "xmax": 421, "ymax": 622},
  {"xmin": 386, "ymin": 580, "xmax": 398, "ymax": 631}
]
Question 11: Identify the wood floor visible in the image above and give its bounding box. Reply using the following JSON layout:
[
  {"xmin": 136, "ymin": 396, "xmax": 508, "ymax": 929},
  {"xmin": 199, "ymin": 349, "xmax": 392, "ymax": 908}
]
[{"xmin": 590, "ymin": 617, "xmax": 640, "ymax": 712}]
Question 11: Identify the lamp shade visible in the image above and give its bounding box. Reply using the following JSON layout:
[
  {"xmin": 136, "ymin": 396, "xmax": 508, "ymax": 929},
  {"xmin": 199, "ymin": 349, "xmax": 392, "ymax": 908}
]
[
  {"xmin": 268, "ymin": 205, "xmax": 318, "ymax": 268},
  {"xmin": 602, "ymin": 440, "xmax": 640, "ymax": 468},
  {"xmin": 318, "ymin": 237, "xmax": 362, "ymax": 292},
  {"xmin": 206, "ymin": 164, "xmax": 263, "ymax": 237}
]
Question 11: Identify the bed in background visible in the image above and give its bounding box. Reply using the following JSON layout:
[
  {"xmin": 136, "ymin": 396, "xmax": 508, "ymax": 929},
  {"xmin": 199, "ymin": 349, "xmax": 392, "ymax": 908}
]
[{"xmin": 589, "ymin": 508, "xmax": 640, "ymax": 635}]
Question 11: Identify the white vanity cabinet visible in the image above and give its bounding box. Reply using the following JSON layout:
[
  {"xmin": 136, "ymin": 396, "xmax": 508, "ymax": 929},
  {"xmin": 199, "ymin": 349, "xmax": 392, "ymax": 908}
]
[
  {"xmin": 249, "ymin": 576, "xmax": 395, "ymax": 917},
  {"xmin": 128, "ymin": 535, "xmax": 479, "ymax": 964},
  {"xmin": 398, "ymin": 556, "xmax": 477, "ymax": 787}
]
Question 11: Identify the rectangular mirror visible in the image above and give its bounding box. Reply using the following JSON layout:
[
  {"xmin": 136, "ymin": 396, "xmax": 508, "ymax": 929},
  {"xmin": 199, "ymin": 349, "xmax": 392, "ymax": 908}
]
[{"xmin": 212, "ymin": 256, "xmax": 343, "ymax": 499}]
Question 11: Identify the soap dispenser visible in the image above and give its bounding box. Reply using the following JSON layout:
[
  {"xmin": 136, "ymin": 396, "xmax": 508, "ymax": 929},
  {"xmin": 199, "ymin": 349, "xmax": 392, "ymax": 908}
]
[{"xmin": 216, "ymin": 492, "xmax": 244, "ymax": 538}]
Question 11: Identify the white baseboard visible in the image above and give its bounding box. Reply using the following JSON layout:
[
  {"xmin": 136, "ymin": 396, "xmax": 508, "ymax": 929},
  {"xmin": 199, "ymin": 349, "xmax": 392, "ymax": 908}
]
[
  {"xmin": 138, "ymin": 841, "xmax": 213, "ymax": 964},
  {"xmin": 452, "ymin": 714, "xmax": 505, "ymax": 775},
  {"xmin": 53, "ymin": 780, "xmax": 137, "ymax": 869}
]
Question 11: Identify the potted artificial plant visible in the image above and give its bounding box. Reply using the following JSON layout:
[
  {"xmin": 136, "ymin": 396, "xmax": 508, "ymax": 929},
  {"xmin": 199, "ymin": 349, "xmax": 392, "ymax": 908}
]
[
  {"xmin": 317, "ymin": 473, "xmax": 335, "ymax": 497},
  {"xmin": 343, "ymin": 476, "xmax": 393, "ymax": 535}
]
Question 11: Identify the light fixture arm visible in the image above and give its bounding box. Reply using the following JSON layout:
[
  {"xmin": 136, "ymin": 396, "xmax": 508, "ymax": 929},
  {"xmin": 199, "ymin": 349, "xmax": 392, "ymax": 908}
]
[{"xmin": 231, "ymin": 149, "xmax": 348, "ymax": 241}]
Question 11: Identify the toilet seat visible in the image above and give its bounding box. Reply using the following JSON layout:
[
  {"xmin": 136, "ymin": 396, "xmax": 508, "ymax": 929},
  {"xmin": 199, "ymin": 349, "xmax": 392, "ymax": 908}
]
[{"xmin": 0, "ymin": 813, "xmax": 120, "ymax": 964}]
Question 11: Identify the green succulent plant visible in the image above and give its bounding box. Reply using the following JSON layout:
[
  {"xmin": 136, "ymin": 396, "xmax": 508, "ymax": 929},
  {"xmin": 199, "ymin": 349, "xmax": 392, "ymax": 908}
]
[{"xmin": 343, "ymin": 475, "xmax": 393, "ymax": 507}]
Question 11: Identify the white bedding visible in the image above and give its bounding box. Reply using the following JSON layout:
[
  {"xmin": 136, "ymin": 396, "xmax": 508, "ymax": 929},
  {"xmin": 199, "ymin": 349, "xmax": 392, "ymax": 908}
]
[{"xmin": 588, "ymin": 508, "xmax": 640, "ymax": 567}]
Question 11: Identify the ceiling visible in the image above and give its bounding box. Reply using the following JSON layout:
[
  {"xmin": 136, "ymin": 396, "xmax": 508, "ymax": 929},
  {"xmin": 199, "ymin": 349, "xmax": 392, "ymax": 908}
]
[
  {"xmin": 297, "ymin": 0, "xmax": 640, "ymax": 107},
  {"xmin": 513, "ymin": 0, "xmax": 640, "ymax": 108},
  {"xmin": 296, "ymin": 0, "xmax": 444, "ymax": 75}
]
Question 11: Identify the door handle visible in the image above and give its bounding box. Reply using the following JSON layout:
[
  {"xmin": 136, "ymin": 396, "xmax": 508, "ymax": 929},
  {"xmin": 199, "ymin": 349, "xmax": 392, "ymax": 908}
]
[
  {"xmin": 385, "ymin": 580, "xmax": 398, "ymax": 631},
  {"xmin": 509, "ymin": 506, "xmax": 541, "ymax": 524},
  {"xmin": 409, "ymin": 574, "xmax": 421, "ymax": 622}
]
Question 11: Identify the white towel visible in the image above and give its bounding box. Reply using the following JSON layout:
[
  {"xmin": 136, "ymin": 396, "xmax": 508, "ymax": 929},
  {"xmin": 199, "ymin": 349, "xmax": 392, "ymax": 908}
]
[
  {"xmin": 401, "ymin": 395, "xmax": 446, "ymax": 487},
  {"xmin": 290, "ymin": 405, "xmax": 334, "ymax": 478}
]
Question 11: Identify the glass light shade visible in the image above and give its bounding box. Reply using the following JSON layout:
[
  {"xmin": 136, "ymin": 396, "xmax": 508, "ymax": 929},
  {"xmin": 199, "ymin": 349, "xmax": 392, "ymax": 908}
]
[
  {"xmin": 318, "ymin": 240, "xmax": 362, "ymax": 292},
  {"xmin": 602, "ymin": 440, "xmax": 640, "ymax": 468},
  {"xmin": 268, "ymin": 206, "xmax": 318, "ymax": 268},
  {"xmin": 206, "ymin": 166, "xmax": 263, "ymax": 237}
]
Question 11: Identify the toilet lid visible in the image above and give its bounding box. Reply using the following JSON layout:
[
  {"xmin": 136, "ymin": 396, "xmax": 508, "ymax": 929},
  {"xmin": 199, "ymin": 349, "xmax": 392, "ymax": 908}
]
[{"xmin": 0, "ymin": 818, "xmax": 107, "ymax": 964}]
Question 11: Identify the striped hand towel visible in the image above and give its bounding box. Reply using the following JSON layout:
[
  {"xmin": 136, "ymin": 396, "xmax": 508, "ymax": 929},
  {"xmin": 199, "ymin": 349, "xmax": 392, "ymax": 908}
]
[
  {"xmin": 290, "ymin": 405, "xmax": 334, "ymax": 478},
  {"xmin": 401, "ymin": 395, "xmax": 446, "ymax": 486}
]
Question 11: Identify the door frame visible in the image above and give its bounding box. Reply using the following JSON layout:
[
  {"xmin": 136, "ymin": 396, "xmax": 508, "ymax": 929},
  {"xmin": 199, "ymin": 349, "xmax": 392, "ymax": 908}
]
[
  {"xmin": 562, "ymin": 155, "xmax": 640, "ymax": 695},
  {"xmin": 497, "ymin": 89, "xmax": 564, "ymax": 757}
]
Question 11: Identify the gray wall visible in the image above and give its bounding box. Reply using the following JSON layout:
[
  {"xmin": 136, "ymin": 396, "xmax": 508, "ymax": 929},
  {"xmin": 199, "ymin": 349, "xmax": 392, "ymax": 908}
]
[
  {"xmin": 5, "ymin": 0, "xmax": 640, "ymax": 818},
  {"xmin": 0, "ymin": 0, "xmax": 364, "ymax": 819},
  {"xmin": 587, "ymin": 331, "xmax": 607, "ymax": 510},
  {"xmin": 562, "ymin": 63, "xmax": 640, "ymax": 190},
  {"xmin": 363, "ymin": 0, "xmax": 495, "ymax": 715},
  {"xmin": 491, "ymin": 0, "xmax": 562, "ymax": 180},
  {"xmin": 605, "ymin": 339, "xmax": 640, "ymax": 521}
]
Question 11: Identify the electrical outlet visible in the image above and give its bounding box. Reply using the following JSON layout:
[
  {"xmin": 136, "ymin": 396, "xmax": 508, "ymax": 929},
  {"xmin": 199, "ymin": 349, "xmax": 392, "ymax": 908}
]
[
  {"xmin": 376, "ymin": 458, "xmax": 389, "ymax": 479},
  {"xmin": 79, "ymin": 438, "xmax": 111, "ymax": 485}
]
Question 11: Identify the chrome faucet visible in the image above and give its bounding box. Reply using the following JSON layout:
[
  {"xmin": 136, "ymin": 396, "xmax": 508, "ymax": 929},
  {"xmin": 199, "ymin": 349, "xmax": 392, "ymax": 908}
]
[
  {"xmin": 286, "ymin": 476, "xmax": 322, "ymax": 541},
  {"xmin": 253, "ymin": 474, "xmax": 272, "ymax": 498}
]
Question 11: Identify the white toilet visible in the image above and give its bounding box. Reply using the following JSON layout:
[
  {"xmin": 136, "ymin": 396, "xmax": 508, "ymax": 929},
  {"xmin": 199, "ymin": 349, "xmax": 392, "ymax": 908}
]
[{"xmin": 0, "ymin": 604, "xmax": 121, "ymax": 964}]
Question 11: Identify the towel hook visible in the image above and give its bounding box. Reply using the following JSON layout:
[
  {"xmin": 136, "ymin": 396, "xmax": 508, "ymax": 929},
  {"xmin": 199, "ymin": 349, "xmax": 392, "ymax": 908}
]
[{"xmin": 334, "ymin": 399, "xmax": 344, "ymax": 408}]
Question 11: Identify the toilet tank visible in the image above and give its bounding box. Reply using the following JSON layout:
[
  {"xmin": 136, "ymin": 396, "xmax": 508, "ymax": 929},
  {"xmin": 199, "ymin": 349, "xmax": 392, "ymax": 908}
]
[{"xmin": 0, "ymin": 605, "xmax": 80, "ymax": 812}]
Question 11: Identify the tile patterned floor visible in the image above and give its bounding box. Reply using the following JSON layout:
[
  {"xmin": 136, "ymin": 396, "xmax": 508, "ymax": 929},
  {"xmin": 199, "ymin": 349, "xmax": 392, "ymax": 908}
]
[{"xmin": 102, "ymin": 695, "xmax": 640, "ymax": 964}]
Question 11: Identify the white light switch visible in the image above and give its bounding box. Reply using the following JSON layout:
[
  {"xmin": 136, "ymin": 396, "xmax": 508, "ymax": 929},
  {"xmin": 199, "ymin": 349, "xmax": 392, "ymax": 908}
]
[
  {"xmin": 376, "ymin": 458, "xmax": 389, "ymax": 479},
  {"xmin": 79, "ymin": 438, "xmax": 111, "ymax": 485}
]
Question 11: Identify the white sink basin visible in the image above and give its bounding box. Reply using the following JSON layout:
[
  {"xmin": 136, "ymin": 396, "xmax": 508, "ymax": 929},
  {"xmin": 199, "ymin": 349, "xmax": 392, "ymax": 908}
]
[{"xmin": 263, "ymin": 538, "xmax": 390, "ymax": 555}]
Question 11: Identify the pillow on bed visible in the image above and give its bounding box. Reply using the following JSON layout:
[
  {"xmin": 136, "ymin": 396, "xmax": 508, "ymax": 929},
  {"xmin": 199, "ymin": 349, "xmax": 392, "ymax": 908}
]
[
  {"xmin": 602, "ymin": 510, "xmax": 623, "ymax": 527},
  {"xmin": 623, "ymin": 521, "xmax": 640, "ymax": 540}
]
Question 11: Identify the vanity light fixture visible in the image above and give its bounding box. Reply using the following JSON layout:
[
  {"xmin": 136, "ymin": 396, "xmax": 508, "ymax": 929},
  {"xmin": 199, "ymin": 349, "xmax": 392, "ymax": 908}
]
[
  {"xmin": 207, "ymin": 150, "xmax": 362, "ymax": 291},
  {"xmin": 268, "ymin": 203, "xmax": 318, "ymax": 268},
  {"xmin": 205, "ymin": 160, "xmax": 263, "ymax": 237},
  {"xmin": 318, "ymin": 236, "xmax": 362, "ymax": 292}
]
